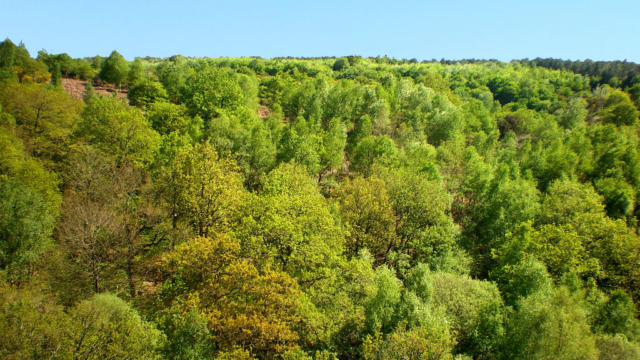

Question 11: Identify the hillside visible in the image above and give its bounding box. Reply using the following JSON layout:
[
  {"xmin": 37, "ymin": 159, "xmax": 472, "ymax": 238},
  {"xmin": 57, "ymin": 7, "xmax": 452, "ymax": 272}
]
[
  {"xmin": 1, "ymin": 38, "xmax": 640, "ymax": 360},
  {"xmin": 61, "ymin": 78, "xmax": 128, "ymax": 101}
]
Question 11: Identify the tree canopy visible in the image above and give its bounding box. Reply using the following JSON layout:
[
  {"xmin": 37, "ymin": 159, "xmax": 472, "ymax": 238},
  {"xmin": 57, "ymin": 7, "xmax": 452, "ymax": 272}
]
[{"xmin": 1, "ymin": 38, "xmax": 640, "ymax": 359}]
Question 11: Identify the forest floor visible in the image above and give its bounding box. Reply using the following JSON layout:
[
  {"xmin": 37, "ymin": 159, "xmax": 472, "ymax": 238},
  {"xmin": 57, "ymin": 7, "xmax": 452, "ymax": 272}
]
[
  {"xmin": 258, "ymin": 105, "xmax": 270, "ymax": 118},
  {"xmin": 62, "ymin": 78, "xmax": 128, "ymax": 101}
]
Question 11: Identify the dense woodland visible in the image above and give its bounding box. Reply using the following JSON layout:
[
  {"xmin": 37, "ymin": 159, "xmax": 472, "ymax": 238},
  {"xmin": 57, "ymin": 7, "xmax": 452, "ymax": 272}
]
[{"xmin": 2, "ymin": 38, "xmax": 640, "ymax": 359}]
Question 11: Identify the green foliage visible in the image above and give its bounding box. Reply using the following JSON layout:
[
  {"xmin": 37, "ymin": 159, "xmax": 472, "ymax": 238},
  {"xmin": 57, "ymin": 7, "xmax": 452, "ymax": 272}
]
[
  {"xmin": 180, "ymin": 66, "xmax": 244, "ymax": 124},
  {"xmin": 427, "ymin": 272, "xmax": 505, "ymax": 356},
  {"xmin": 3, "ymin": 46, "xmax": 640, "ymax": 359},
  {"xmin": 0, "ymin": 283, "xmax": 72, "ymax": 359},
  {"xmin": 0, "ymin": 126, "xmax": 61, "ymax": 216},
  {"xmin": 469, "ymin": 169, "xmax": 540, "ymax": 276},
  {"xmin": 38, "ymin": 50, "xmax": 95, "ymax": 80},
  {"xmin": 321, "ymin": 117, "xmax": 347, "ymax": 173},
  {"xmin": 79, "ymin": 95, "xmax": 160, "ymax": 165},
  {"xmin": 277, "ymin": 116, "xmax": 324, "ymax": 175},
  {"xmin": 157, "ymin": 142, "xmax": 246, "ymax": 238},
  {"xmin": 217, "ymin": 347, "xmax": 257, "ymax": 360},
  {"xmin": 0, "ymin": 39, "xmax": 50, "ymax": 83},
  {"xmin": 83, "ymin": 81, "xmax": 94, "ymax": 101},
  {"xmin": 128, "ymin": 80, "xmax": 168, "ymax": 107},
  {"xmin": 593, "ymin": 290, "xmax": 640, "ymax": 341},
  {"xmin": 128, "ymin": 58, "xmax": 145, "ymax": 85},
  {"xmin": 0, "ymin": 180, "xmax": 54, "ymax": 282},
  {"xmin": 362, "ymin": 323, "xmax": 455, "ymax": 360},
  {"xmin": 156, "ymin": 57, "xmax": 193, "ymax": 101},
  {"xmin": 146, "ymin": 101, "xmax": 196, "ymax": 136},
  {"xmin": 491, "ymin": 255, "xmax": 552, "ymax": 307},
  {"xmin": 365, "ymin": 265, "xmax": 403, "ymax": 334},
  {"xmin": 594, "ymin": 177, "xmax": 635, "ymax": 219},
  {"xmin": 157, "ymin": 308, "xmax": 215, "ymax": 360},
  {"xmin": 0, "ymin": 285, "xmax": 162, "ymax": 360},
  {"xmin": 600, "ymin": 90, "xmax": 639, "ymax": 126},
  {"xmin": 71, "ymin": 293, "xmax": 163, "ymax": 359},
  {"xmin": 161, "ymin": 235, "xmax": 303, "ymax": 358},
  {"xmin": 528, "ymin": 224, "xmax": 586, "ymax": 278},
  {"xmin": 381, "ymin": 167, "xmax": 460, "ymax": 268},
  {"xmin": 596, "ymin": 334, "xmax": 640, "ymax": 360},
  {"xmin": 332, "ymin": 58, "xmax": 348, "ymax": 71},
  {"xmin": 350, "ymin": 135, "xmax": 398, "ymax": 175},
  {"xmin": 560, "ymin": 96, "xmax": 588, "ymax": 128},
  {"xmin": 488, "ymin": 76, "xmax": 520, "ymax": 105},
  {"xmin": 238, "ymin": 162, "xmax": 344, "ymax": 284},
  {"xmin": 50, "ymin": 62, "xmax": 61, "ymax": 86},
  {"xmin": 537, "ymin": 179, "xmax": 606, "ymax": 226},
  {"xmin": 99, "ymin": 50, "xmax": 129, "ymax": 87},
  {"xmin": 335, "ymin": 176, "xmax": 397, "ymax": 261},
  {"xmin": 502, "ymin": 287, "xmax": 599, "ymax": 360},
  {"xmin": 0, "ymin": 82, "xmax": 82, "ymax": 163}
]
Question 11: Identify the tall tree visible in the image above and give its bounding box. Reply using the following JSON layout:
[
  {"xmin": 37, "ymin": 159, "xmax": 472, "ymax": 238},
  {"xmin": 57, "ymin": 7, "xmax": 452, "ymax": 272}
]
[
  {"xmin": 71, "ymin": 293, "xmax": 163, "ymax": 359},
  {"xmin": 156, "ymin": 143, "xmax": 245, "ymax": 239},
  {"xmin": 58, "ymin": 146, "xmax": 124, "ymax": 293},
  {"xmin": 161, "ymin": 234, "xmax": 304, "ymax": 359},
  {"xmin": 79, "ymin": 95, "xmax": 159, "ymax": 165},
  {"xmin": 334, "ymin": 176, "xmax": 397, "ymax": 262},
  {"xmin": 0, "ymin": 82, "xmax": 81, "ymax": 163},
  {"xmin": 180, "ymin": 67, "xmax": 243, "ymax": 126},
  {"xmin": 99, "ymin": 50, "xmax": 129, "ymax": 88},
  {"xmin": 0, "ymin": 180, "xmax": 55, "ymax": 283}
]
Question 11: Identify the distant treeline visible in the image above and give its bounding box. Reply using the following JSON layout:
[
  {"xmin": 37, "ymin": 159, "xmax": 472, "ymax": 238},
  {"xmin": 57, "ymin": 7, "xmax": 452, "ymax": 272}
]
[{"xmin": 521, "ymin": 58, "xmax": 640, "ymax": 88}]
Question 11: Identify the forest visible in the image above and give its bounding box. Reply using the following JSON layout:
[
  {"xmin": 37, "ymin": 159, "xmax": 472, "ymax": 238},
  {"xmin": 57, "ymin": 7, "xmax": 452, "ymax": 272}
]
[{"xmin": 1, "ymin": 38, "xmax": 640, "ymax": 359}]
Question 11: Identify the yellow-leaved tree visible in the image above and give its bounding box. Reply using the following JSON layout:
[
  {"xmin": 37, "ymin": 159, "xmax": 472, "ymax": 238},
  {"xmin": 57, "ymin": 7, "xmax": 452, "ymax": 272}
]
[{"xmin": 161, "ymin": 234, "xmax": 303, "ymax": 359}]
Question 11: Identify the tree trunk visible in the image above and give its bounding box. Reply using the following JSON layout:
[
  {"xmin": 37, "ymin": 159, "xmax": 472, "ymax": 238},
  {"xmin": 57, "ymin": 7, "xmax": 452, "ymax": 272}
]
[
  {"xmin": 126, "ymin": 254, "xmax": 135, "ymax": 298},
  {"xmin": 92, "ymin": 270, "xmax": 99, "ymax": 293},
  {"xmin": 171, "ymin": 212, "xmax": 177, "ymax": 249},
  {"xmin": 125, "ymin": 226, "xmax": 137, "ymax": 298}
]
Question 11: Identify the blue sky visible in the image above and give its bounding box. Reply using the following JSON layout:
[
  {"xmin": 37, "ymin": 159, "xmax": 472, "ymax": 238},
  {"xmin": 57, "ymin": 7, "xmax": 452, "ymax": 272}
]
[{"xmin": 1, "ymin": 0, "xmax": 639, "ymax": 62}]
